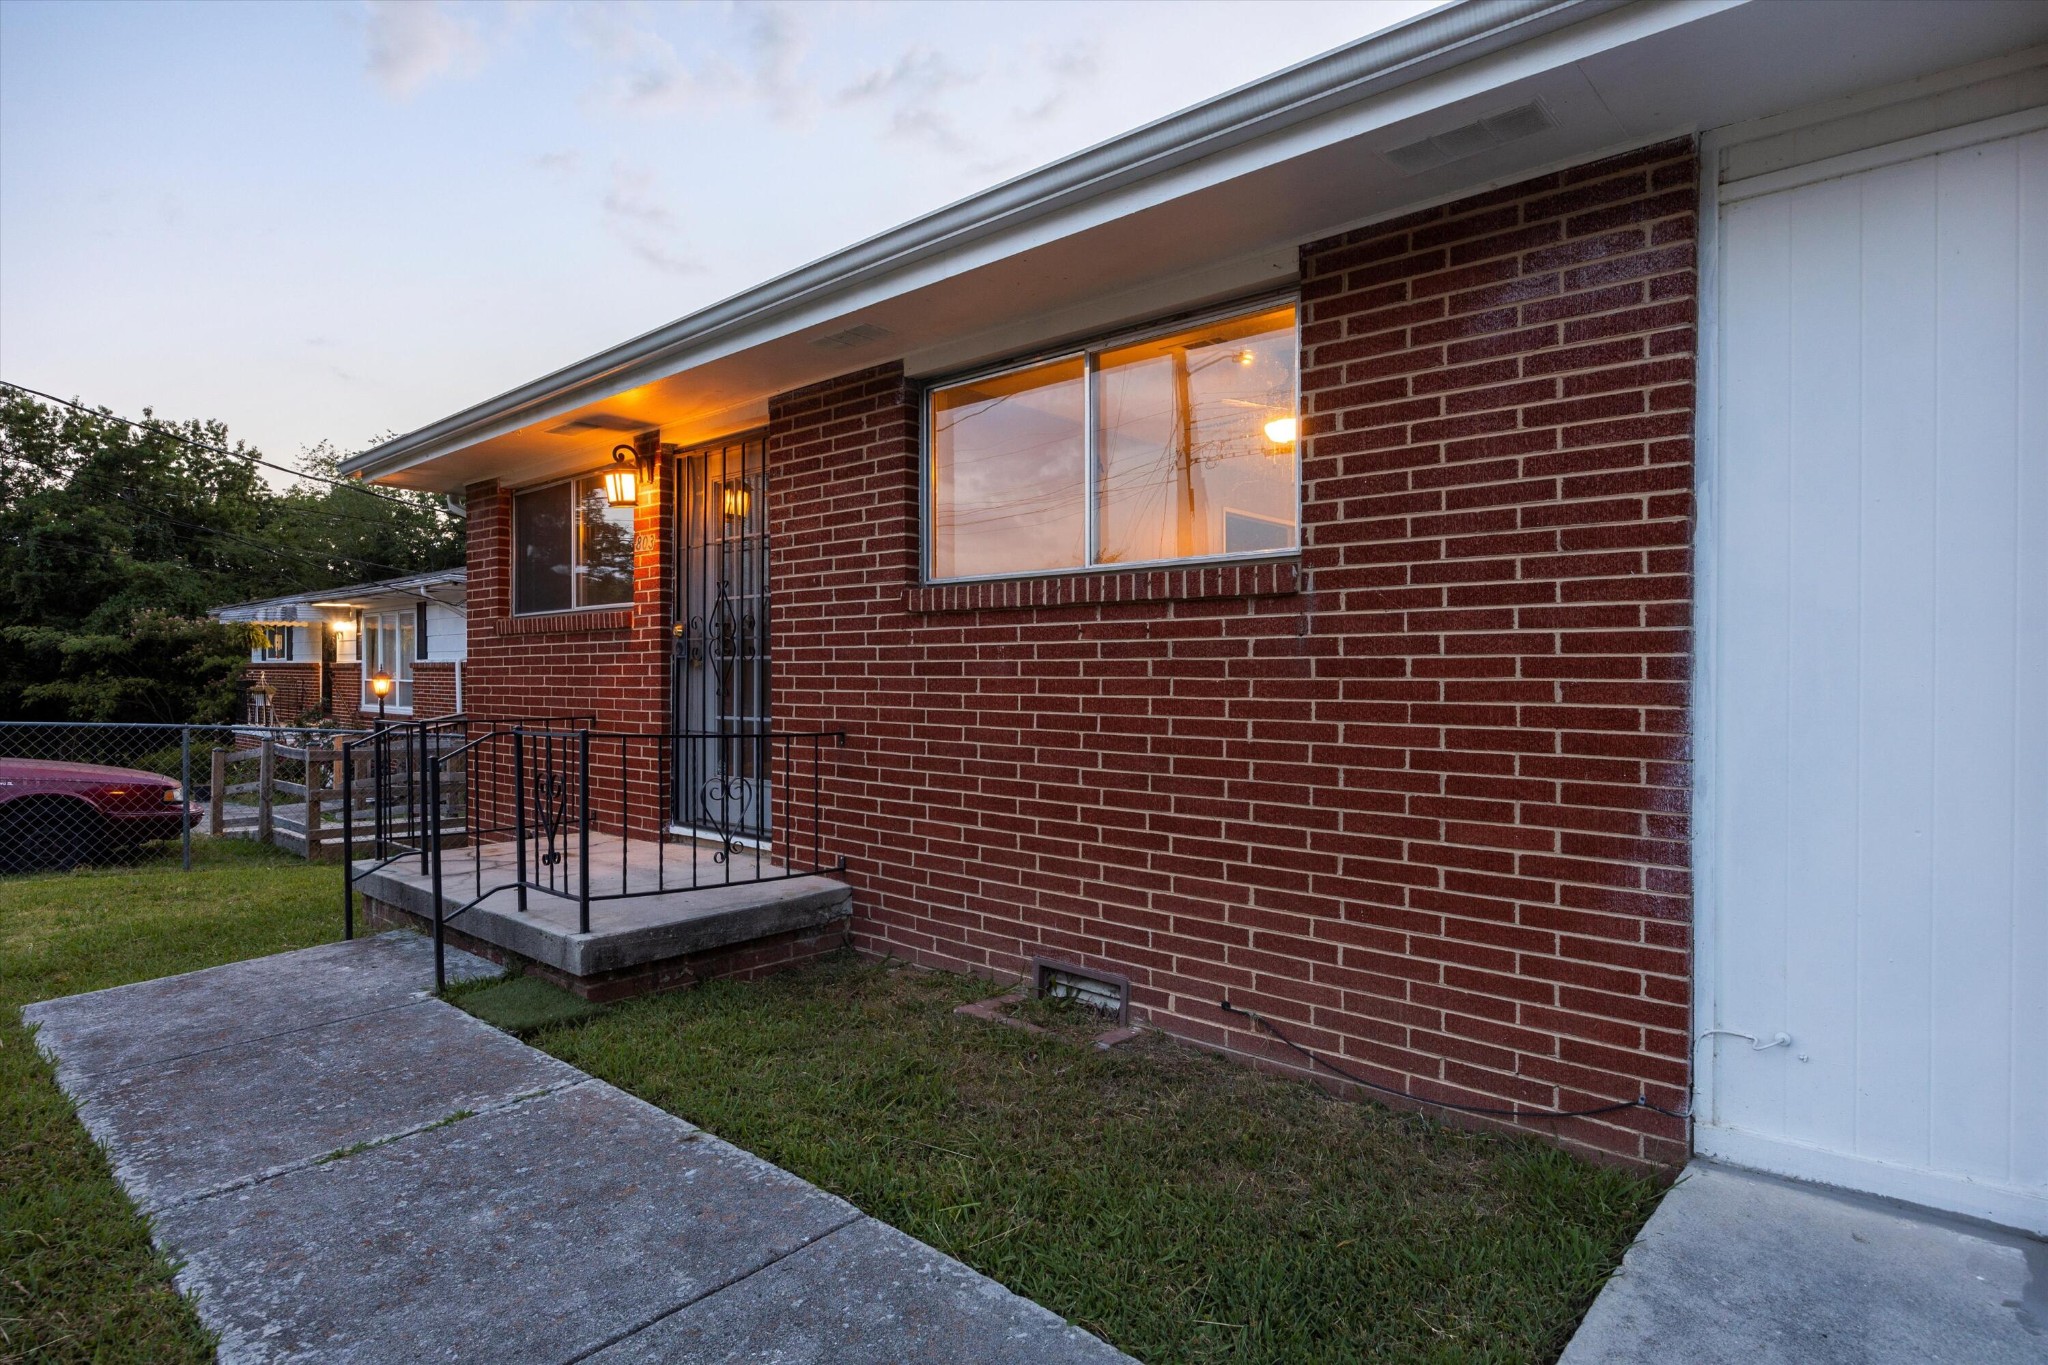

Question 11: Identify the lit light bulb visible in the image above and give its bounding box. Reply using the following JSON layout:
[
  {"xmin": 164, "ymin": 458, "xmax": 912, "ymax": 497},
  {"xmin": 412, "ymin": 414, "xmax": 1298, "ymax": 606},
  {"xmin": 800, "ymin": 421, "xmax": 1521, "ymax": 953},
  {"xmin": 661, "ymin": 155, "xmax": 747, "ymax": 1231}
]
[{"xmin": 1263, "ymin": 416, "xmax": 1297, "ymax": 446}]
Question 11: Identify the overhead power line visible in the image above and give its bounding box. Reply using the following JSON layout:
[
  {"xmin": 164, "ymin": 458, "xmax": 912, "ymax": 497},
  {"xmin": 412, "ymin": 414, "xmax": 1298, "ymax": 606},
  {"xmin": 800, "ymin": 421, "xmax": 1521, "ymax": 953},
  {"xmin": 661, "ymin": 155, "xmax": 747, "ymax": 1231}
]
[
  {"xmin": 0, "ymin": 381, "xmax": 415, "ymax": 507},
  {"xmin": 107, "ymin": 493, "xmax": 425, "ymax": 581}
]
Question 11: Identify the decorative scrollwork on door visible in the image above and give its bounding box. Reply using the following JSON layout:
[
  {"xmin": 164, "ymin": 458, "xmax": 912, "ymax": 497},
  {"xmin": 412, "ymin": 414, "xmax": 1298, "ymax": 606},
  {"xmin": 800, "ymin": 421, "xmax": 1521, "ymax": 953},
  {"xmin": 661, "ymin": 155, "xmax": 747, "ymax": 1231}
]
[{"xmin": 673, "ymin": 443, "xmax": 771, "ymax": 846}]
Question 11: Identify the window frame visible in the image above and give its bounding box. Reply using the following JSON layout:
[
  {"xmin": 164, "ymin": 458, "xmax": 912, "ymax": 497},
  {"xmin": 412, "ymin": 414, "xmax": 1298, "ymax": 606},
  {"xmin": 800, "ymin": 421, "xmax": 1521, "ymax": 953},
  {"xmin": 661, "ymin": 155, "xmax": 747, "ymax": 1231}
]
[
  {"xmin": 510, "ymin": 468, "xmax": 639, "ymax": 617},
  {"xmin": 253, "ymin": 626, "xmax": 294, "ymax": 662},
  {"xmin": 919, "ymin": 293, "xmax": 1302, "ymax": 586},
  {"xmin": 359, "ymin": 608, "xmax": 417, "ymax": 713}
]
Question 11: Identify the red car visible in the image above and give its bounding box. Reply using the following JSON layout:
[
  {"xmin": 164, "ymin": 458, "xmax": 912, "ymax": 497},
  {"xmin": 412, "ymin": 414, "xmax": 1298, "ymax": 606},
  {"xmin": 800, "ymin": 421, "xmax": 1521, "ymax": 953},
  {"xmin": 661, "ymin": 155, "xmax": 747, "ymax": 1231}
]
[{"xmin": 0, "ymin": 757, "xmax": 199, "ymax": 872}]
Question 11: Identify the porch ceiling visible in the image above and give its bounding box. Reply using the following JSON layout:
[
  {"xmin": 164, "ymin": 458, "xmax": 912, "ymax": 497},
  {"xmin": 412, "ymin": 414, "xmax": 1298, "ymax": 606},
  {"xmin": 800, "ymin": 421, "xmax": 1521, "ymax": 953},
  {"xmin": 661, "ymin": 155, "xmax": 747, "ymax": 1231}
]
[{"xmin": 346, "ymin": 0, "xmax": 2048, "ymax": 494}]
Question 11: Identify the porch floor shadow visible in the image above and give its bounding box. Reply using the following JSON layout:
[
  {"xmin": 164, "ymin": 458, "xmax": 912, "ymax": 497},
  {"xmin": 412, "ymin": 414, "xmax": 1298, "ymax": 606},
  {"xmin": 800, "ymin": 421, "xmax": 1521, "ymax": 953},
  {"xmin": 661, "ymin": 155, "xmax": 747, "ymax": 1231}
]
[{"xmin": 351, "ymin": 834, "xmax": 852, "ymax": 992}]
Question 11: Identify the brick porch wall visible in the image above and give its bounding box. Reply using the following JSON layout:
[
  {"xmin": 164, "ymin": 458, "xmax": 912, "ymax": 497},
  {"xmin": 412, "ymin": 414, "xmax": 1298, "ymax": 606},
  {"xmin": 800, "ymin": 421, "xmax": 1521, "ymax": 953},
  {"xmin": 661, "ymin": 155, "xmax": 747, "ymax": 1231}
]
[
  {"xmin": 459, "ymin": 475, "xmax": 674, "ymax": 835},
  {"xmin": 771, "ymin": 140, "xmax": 1698, "ymax": 1166}
]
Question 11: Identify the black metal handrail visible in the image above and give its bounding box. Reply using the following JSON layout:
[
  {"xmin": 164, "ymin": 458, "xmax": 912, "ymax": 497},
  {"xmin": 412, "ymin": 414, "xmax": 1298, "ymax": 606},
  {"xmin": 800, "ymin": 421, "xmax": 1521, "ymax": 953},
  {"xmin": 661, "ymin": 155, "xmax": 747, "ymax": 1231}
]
[
  {"xmin": 417, "ymin": 725, "xmax": 847, "ymax": 989},
  {"xmin": 338, "ymin": 714, "xmax": 594, "ymax": 940}
]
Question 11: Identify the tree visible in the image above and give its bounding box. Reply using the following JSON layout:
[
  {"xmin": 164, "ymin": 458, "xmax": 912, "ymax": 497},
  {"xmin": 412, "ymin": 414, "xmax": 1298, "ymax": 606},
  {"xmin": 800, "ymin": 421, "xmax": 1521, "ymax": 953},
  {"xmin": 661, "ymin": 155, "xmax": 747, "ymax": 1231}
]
[{"xmin": 0, "ymin": 393, "xmax": 464, "ymax": 723}]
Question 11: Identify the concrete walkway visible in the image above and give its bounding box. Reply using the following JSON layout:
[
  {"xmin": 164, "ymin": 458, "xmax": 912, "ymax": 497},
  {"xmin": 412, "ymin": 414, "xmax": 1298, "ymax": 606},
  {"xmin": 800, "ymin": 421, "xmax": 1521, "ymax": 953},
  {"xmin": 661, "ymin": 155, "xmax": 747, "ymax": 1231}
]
[
  {"xmin": 23, "ymin": 932, "xmax": 1130, "ymax": 1364},
  {"xmin": 1563, "ymin": 1160, "xmax": 2046, "ymax": 1365}
]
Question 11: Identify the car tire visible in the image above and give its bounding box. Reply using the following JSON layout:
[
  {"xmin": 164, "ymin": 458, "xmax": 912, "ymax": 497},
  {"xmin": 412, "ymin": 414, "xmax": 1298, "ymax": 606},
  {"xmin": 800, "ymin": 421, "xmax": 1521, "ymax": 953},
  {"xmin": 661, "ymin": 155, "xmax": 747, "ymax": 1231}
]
[{"xmin": 0, "ymin": 800, "xmax": 106, "ymax": 874}]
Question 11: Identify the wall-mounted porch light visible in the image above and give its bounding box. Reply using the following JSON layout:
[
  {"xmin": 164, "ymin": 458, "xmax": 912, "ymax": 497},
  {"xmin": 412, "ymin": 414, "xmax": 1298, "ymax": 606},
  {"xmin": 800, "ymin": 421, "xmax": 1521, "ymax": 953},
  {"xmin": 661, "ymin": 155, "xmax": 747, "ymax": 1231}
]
[
  {"xmin": 605, "ymin": 445, "xmax": 643, "ymax": 507},
  {"xmin": 1262, "ymin": 415, "xmax": 1298, "ymax": 450}
]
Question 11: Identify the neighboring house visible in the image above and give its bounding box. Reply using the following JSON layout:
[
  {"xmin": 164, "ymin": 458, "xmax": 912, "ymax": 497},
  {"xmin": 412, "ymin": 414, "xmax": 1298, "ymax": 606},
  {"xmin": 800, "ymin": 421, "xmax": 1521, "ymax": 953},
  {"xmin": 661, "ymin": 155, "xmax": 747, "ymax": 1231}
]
[
  {"xmin": 211, "ymin": 570, "xmax": 467, "ymax": 725},
  {"xmin": 340, "ymin": 1, "xmax": 2047, "ymax": 1233}
]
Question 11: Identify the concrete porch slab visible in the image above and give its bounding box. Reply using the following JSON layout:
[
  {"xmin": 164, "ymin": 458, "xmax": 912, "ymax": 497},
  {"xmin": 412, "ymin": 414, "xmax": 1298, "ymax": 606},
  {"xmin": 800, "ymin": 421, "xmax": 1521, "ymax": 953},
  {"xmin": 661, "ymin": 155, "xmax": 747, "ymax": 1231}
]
[
  {"xmin": 354, "ymin": 834, "xmax": 851, "ymax": 980},
  {"xmin": 1562, "ymin": 1160, "xmax": 2047, "ymax": 1365},
  {"xmin": 20, "ymin": 930, "xmax": 498, "ymax": 1083}
]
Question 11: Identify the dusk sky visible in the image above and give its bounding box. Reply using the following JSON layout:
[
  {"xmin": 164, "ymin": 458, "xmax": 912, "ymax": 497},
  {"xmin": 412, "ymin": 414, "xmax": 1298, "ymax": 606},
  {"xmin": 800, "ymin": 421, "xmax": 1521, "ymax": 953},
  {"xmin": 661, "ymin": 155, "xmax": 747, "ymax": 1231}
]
[{"xmin": 0, "ymin": 0, "xmax": 1440, "ymax": 477}]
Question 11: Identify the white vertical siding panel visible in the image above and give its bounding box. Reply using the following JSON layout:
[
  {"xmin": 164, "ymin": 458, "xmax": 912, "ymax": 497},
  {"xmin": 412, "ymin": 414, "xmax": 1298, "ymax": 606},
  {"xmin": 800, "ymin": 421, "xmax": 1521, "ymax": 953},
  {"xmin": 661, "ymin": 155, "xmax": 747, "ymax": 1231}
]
[
  {"xmin": 1926, "ymin": 137, "xmax": 2022, "ymax": 1183},
  {"xmin": 1713, "ymin": 194, "xmax": 1796, "ymax": 1134},
  {"xmin": 1712, "ymin": 125, "xmax": 2047, "ymax": 1225},
  {"xmin": 1851, "ymin": 156, "xmax": 1941, "ymax": 1171},
  {"xmin": 2006, "ymin": 129, "xmax": 2048, "ymax": 1191},
  {"xmin": 426, "ymin": 602, "xmax": 467, "ymax": 662},
  {"xmin": 1781, "ymin": 176, "xmax": 1866, "ymax": 1153}
]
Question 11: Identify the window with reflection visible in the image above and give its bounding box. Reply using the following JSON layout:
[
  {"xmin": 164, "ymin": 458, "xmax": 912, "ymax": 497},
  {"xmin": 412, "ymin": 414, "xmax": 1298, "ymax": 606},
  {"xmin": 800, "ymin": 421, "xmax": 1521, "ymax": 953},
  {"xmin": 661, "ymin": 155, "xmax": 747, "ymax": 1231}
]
[
  {"xmin": 928, "ymin": 356, "xmax": 1086, "ymax": 580},
  {"xmin": 925, "ymin": 301, "xmax": 1297, "ymax": 581},
  {"xmin": 514, "ymin": 474, "xmax": 637, "ymax": 613}
]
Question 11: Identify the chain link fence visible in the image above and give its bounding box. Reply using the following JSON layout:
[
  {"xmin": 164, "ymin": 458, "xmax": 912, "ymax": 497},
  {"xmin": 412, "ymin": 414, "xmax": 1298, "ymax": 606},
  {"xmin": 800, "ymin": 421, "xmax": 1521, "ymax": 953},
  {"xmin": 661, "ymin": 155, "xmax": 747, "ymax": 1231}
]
[{"xmin": 0, "ymin": 721, "xmax": 373, "ymax": 875}]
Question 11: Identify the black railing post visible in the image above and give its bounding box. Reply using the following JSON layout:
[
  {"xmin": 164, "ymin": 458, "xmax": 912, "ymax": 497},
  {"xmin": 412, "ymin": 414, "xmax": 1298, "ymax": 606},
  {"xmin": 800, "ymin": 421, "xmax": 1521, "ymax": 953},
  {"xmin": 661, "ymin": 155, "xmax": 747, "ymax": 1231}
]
[
  {"xmin": 577, "ymin": 727, "xmax": 591, "ymax": 935},
  {"xmin": 415, "ymin": 721, "xmax": 430, "ymax": 877},
  {"xmin": 513, "ymin": 729, "xmax": 528, "ymax": 915},
  {"xmin": 429, "ymin": 755, "xmax": 445, "ymax": 992},
  {"xmin": 341, "ymin": 740, "xmax": 355, "ymax": 940}
]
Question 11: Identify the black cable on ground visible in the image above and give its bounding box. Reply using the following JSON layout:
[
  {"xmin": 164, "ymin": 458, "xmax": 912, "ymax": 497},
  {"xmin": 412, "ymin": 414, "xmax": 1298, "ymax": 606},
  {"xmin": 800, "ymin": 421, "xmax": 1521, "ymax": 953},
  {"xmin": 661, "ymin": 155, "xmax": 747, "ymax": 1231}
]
[{"xmin": 1218, "ymin": 998, "xmax": 1692, "ymax": 1121}]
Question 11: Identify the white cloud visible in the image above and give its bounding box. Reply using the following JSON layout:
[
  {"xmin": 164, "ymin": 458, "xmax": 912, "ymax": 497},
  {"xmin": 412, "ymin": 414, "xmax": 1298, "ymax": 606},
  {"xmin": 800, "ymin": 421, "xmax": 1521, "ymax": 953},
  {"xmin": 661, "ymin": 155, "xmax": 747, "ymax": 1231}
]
[
  {"xmin": 1016, "ymin": 41, "xmax": 1099, "ymax": 123},
  {"xmin": 601, "ymin": 162, "xmax": 703, "ymax": 277},
  {"xmin": 359, "ymin": 0, "xmax": 487, "ymax": 99},
  {"xmin": 576, "ymin": 1, "xmax": 814, "ymax": 125},
  {"xmin": 529, "ymin": 149, "xmax": 583, "ymax": 178},
  {"xmin": 837, "ymin": 46, "xmax": 976, "ymax": 153}
]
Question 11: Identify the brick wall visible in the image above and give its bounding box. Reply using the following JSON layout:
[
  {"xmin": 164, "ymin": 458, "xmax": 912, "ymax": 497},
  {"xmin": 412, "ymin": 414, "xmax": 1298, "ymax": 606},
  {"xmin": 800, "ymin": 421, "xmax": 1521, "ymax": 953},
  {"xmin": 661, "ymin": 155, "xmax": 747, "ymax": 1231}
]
[
  {"xmin": 459, "ymin": 474, "xmax": 674, "ymax": 835},
  {"xmin": 771, "ymin": 141, "xmax": 1698, "ymax": 1166},
  {"xmin": 245, "ymin": 664, "xmax": 323, "ymax": 725},
  {"xmin": 328, "ymin": 661, "xmax": 461, "ymax": 725}
]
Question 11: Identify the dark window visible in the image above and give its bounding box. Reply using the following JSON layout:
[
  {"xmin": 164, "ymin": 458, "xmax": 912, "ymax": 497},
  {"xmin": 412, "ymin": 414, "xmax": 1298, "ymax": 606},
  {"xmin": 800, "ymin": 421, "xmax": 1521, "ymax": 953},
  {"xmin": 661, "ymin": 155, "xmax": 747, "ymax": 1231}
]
[
  {"xmin": 415, "ymin": 602, "xmax": 430, "ymax": 659},
  {"xmin": 514, "ymin": 482, "xmax": 575, "ymax": 614}
]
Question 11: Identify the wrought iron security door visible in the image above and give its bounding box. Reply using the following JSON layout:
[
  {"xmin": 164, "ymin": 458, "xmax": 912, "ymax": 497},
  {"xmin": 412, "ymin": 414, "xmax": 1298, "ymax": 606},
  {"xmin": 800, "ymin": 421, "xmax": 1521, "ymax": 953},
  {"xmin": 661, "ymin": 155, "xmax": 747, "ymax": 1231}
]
[{"xmin": 673, "ymin": 438, "xmax": 771, "ymax": 843}]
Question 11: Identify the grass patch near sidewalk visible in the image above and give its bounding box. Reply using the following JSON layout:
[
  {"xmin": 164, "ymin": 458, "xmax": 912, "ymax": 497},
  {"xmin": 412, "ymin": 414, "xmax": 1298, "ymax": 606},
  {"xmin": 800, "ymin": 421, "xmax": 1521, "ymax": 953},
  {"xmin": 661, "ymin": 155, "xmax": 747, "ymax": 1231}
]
[
  {"xmin": 506, "ymin": 955, "xmax": 1664, "ymax": 1364},
  {"xmin": 449, "ymin": 973, "xmax": 604, "ymax": 1036},
  {"xmin": 1, "ymin": 839, "xmax": 339, "ymax": 1364}
]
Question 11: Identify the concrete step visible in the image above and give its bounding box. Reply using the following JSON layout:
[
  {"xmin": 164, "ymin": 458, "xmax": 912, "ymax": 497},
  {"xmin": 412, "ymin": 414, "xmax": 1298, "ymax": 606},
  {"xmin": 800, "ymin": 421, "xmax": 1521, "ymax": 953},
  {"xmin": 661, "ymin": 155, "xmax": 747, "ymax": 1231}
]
[{"xmin": 350, "ymin": 835, "xmax": 852, "ymax": 999}]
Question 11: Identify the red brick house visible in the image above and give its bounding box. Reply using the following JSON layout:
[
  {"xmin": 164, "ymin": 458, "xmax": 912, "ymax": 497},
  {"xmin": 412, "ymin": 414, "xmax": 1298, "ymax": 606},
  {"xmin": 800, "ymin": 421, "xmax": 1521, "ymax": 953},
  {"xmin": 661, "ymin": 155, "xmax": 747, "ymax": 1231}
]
[
  {"xmin": 341, "ymin": 1, "xmax": 2047, "ymax": 1232},
  {"xmin": 211, "ymin": 570, "xmax": 467, "ymax": 726}
]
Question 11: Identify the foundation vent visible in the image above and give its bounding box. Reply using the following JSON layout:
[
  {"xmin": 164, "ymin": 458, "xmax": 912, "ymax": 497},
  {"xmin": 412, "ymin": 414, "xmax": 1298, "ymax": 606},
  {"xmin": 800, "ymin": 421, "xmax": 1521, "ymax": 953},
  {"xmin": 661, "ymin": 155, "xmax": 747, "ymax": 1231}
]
[
  {"xmin": 1384, "ymin": 99, "xmax": 1555, "ymax": 174},
  {"xmin": 1032, "ymin": 958, "xmax": 1130, "ymax": 1023}
]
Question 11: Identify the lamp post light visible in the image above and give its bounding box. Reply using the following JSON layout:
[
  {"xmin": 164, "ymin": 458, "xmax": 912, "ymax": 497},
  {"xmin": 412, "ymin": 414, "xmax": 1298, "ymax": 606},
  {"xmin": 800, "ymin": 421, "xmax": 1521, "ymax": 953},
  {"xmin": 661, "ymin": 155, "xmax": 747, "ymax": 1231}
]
[{"xmin": 369, "ymin": 669, "xmax": 393, "ymax": 725}]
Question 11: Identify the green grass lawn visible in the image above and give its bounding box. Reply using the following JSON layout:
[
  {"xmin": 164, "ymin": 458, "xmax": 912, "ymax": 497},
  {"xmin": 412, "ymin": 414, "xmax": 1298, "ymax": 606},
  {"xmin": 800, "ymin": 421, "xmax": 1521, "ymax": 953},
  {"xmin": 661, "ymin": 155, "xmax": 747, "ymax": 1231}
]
[
  {"xmin": 3, "ymin": 844, "xmax": 1660, "ymax": 1364},
  {"xmin": 463, "ymin": 961, "xmax": 1663, "ymax": 1364},
  {"xmin": 0, "ymin": 839, "xmax": 338, "ymax": 1364}
]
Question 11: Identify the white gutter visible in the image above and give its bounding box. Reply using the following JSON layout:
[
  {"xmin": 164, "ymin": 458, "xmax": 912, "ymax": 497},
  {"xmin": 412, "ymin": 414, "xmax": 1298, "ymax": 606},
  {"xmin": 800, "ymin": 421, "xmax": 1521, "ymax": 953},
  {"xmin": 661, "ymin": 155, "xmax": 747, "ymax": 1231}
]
[{"xmin": 342, "ymin": 0, "xmax": 1633, "ymax": 482}]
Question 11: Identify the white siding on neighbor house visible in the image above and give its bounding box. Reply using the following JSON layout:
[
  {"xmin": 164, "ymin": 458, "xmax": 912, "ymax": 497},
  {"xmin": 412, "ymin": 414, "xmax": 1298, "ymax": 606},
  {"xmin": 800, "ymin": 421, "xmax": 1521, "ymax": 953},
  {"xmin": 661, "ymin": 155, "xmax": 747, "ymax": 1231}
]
[
  {"xmin": 250, "ymin": 624, "xmax": 314, "ymax": 663},
  {"xmin": 1706, "ymin": 123, "xmax": 2046, "ymax": 1232},
  {"xmin": 422, "ymin": 600, "xmax": 466, "ymax": 661}
]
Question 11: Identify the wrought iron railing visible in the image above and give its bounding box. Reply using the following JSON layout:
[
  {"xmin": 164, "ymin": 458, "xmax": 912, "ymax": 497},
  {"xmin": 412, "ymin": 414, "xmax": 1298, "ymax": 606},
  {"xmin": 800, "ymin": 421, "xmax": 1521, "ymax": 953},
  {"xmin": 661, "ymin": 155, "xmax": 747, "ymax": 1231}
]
[
  {"xmin": 359, "ymin": 724, "xmax": 844, "ymax": 988},
  {"xmin": 338, "ymin": 715, "xmax": 592, "ymax": 939}
]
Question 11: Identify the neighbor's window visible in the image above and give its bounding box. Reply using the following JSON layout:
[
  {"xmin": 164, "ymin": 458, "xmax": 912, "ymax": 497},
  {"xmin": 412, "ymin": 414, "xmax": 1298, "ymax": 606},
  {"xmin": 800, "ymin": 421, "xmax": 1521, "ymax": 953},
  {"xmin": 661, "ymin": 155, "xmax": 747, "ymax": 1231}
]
[
  {"xmin": 514, "ymin": 474, "xmax": 635, "ymax": 613},
  {"xmin": 253, "ymin": 626, "xmax": 294, "ymax": 662},
  {"xmin": 361, "ymin": 610, "xmax": 415, "ymax": 710},
  {"xmin": 927, "ymin": 301, "xmax": 1298, "ymax": 581}
]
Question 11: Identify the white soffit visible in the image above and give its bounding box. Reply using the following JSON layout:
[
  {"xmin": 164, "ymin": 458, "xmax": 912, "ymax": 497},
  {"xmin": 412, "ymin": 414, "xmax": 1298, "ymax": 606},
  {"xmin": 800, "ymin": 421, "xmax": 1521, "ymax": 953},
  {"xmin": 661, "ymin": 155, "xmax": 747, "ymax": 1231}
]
[{"xmin": 351, "ymin": 0, "xmax": 2048, "ymax": 491}]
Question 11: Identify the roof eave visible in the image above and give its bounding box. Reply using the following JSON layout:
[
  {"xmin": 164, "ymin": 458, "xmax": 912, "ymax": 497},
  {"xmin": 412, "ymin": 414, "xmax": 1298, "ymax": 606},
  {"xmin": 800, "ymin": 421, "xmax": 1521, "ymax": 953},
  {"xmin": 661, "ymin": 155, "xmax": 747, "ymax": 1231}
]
[{"xmin": 340, "ymin": 0, "xmax": 1627, "ymax": 483}]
